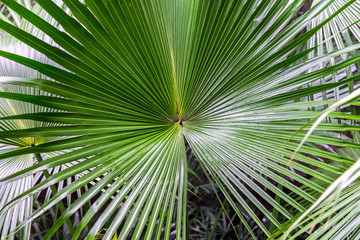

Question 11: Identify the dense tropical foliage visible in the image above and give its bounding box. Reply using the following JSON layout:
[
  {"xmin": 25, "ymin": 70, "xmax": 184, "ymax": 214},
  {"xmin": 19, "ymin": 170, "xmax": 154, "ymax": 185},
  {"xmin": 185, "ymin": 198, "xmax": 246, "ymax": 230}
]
[{"xmin": 0, "ymin": 0, "xmax": 360, "ymax": 239}]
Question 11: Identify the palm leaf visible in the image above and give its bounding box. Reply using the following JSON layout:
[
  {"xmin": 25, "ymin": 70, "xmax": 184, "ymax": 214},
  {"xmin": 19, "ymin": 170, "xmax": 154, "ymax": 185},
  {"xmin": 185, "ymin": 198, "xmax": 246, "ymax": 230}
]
[
  {"xmin": 0, "ymin": 0, "xmax": 359, "ymax": 239},
  {"xmin": 0, "ymin": 1, "xmax": 82, "ymax": 238}
]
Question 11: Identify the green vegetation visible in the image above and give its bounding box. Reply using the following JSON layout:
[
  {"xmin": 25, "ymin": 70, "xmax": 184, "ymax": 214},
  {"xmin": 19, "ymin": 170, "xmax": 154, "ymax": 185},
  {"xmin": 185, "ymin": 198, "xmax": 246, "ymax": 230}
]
[{"xmin": 0, "ymin": 0, "xmax": 360, "ymax": 239}]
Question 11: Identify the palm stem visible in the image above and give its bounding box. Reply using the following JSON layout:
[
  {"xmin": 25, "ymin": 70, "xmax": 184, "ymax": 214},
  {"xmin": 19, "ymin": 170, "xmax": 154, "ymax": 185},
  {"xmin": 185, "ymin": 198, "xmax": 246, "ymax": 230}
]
[{"xmin": 208, "ymin": 199, "xmax": 227, "ymax": 240}]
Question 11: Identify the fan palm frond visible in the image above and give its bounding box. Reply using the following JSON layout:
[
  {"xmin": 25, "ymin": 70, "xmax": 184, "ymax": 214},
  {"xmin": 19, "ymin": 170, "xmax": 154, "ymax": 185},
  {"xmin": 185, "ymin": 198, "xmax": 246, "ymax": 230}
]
[{"xmin": 0, "ymin": 0, "xmax": 359, "ymax": 239}]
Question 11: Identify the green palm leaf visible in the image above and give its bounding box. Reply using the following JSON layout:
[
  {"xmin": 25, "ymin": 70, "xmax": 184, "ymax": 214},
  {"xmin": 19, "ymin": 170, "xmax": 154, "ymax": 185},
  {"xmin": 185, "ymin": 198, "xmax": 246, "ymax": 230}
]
[
  {"xmin": 0, "ymin": 0, "xmax": 360, "ymax": 239},
  {"xmin": 0, "ymin": 1, "xmax": 82, "ymax": 238}
]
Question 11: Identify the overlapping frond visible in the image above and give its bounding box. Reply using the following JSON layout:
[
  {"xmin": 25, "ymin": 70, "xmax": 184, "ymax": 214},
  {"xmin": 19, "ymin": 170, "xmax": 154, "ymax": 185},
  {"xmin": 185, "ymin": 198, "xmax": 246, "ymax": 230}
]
[
  {"xmin": 281, "ymin": 141, "xmax": 360, "ymax": 239},
  {"xmin": 305, "ymin": 0, "xmax": 360, "ymax": 116},
  {"xmin": 0, "ymin": 1, "xmax": 82, "ymax": 238}
]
